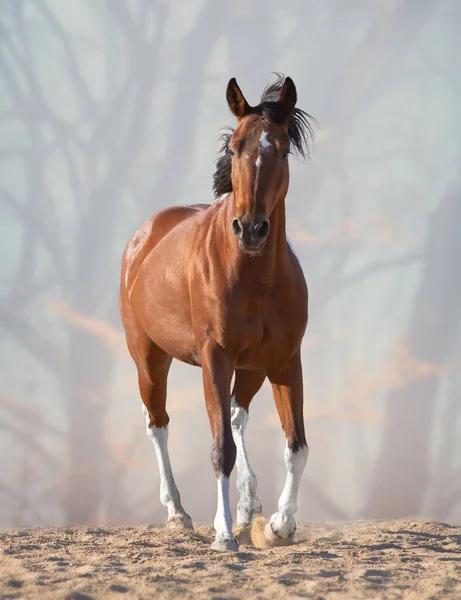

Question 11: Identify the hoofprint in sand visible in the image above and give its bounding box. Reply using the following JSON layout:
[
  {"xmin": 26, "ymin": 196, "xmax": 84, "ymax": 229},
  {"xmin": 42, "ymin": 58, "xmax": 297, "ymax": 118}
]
[{"xmin": 1, "ymin": 519, "xmax": 461, "ymax": 599}]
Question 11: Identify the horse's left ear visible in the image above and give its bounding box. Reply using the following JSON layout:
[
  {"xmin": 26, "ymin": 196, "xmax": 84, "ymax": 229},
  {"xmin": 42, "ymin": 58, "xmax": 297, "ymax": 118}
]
[{"xmin": 279, "ymin": 77, "xmax": 297, "ymax": 113}]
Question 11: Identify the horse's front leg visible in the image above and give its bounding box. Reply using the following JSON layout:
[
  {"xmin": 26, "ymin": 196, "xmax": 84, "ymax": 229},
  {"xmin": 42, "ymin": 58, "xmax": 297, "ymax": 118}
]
[
  {"xmin": 201, "ymin": 341, "xmax": 238, "ymax": 551},
  {"xmin": 266, "ymin": 350, "xmax": 309, "ymax": 544},
  {"xmin": 231, "ymin": 368, "xmax": 266, "ymax": 525}
]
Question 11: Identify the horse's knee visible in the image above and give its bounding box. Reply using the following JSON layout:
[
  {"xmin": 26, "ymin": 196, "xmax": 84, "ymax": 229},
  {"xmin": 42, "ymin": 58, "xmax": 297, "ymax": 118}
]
[
  {"xmin": 143, "ymin": 404, "xmax": 170, "ymax": 429},
  {"xmin": 285, "ymin": 442, "xmax": 309, "ymax": 473},
  {"xmin": 231, "ymin": 400, "xmax": 248, "ymax": 433},
  {"xmin": 146, "ymin": 422, "xmax": 167, "ymax": 448},
  {"xmin": 211, "ymin": 431, "xmax": 236, "ymax": 477},
  {"xmin": 236, "ymin": 468, "xmax": 257, "ymax": 495}
]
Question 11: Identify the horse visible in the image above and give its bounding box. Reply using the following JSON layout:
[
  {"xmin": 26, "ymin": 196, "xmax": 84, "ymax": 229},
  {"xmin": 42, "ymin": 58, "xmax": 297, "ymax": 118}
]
[{"xmin": 119, "ymin": 75, "xmax": 314, "ymax": 552}]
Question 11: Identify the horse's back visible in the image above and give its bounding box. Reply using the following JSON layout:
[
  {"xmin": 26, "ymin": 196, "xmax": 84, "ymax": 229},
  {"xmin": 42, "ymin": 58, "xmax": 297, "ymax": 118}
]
[{"xmin": 121, "ymin": 204, "xmax": 209, "ymax": 296}]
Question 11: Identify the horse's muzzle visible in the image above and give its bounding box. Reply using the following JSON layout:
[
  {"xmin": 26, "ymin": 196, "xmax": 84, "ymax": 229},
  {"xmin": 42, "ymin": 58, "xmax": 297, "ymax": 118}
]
[{"xmin": 232, "ymin": 215, "xmax": 270, "ymax": 253}]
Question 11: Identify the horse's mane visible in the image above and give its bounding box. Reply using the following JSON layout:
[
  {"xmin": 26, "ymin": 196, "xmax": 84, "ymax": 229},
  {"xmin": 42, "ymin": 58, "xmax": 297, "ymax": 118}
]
[{"xmin": 212, "ymin": 74, "xmax": 316, "ymax": 199}]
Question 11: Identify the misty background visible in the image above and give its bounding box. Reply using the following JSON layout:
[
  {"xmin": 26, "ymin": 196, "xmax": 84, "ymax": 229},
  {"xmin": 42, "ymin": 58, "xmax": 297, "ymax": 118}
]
[{"xmin": 1, "ymin": 0, "xmax": 460, "ymax": 528}]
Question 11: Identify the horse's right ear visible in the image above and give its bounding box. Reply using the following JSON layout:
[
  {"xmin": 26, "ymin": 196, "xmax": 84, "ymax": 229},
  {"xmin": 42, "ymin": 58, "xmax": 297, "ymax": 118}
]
[{"xmin": 226, "ymin": 78, "xmax": 251, "ymax": 120}]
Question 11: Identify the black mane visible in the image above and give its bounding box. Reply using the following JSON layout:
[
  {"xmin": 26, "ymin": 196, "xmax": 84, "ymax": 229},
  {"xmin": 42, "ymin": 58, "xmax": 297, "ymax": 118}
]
[
  {"xmin": 212, "ymin": 128, "xmax": 234, "ymax": 199},
  {"xmin": 212, "ymin": 74, "xmax": 316, "ymax": 198}
]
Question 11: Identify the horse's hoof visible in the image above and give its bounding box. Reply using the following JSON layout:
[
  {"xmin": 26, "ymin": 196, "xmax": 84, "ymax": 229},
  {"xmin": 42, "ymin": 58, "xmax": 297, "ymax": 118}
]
[
  {"xmin": 264, "ymin": 513, "xmax": 296, "ymax": 546},
  {"xmin": 166, "ymin": 513, "xmax": 193, "ymax": 530},
  {"xmin": 211, "ymin": 536, "xmax": 239, "ymax": 552}
]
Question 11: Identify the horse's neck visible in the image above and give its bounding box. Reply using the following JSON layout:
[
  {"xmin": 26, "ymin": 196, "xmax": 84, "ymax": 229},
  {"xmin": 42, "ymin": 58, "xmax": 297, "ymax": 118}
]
[{"xmin": 265, "ymin": 199, "xmax": 288, "ymax": 274}]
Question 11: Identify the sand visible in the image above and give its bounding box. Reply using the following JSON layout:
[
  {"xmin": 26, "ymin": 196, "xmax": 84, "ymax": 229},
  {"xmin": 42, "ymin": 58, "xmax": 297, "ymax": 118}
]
[{"xmin": 1, "ymin": 519, "xmax": 461, "ymax": 599}]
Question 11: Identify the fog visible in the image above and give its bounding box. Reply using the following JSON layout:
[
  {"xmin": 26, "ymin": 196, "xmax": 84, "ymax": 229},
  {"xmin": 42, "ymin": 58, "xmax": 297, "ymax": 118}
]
[{"xmin": 1, "ymin": 0, "xmax": 460, "ymax": 527}]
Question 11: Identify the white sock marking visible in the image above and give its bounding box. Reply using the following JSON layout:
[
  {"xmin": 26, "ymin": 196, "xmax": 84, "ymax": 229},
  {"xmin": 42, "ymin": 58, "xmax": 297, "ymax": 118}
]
[
  {"xmin": 269, "ymin": 442, "xmax": 308, "ymax": 538},
  {"xmin": 214, "ymin": 475, "xmax": 234, "ymax": 541},
  {"xmin": 231, "ymin": 396, "xmax": 261, "ymax": 524},
  {"xmin": 144, "ymin": 407, "xmax": 187, "ymax": 521},
  {"xmin": 278, "ymin": 443, "xmax": 308, "ymax": 515}
]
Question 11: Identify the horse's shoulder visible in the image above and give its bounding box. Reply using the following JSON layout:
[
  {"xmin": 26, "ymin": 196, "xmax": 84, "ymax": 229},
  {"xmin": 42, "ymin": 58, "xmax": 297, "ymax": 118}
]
[{"xmin": 122, "ymin": 203, "xmax": 211, "ymax": 292}]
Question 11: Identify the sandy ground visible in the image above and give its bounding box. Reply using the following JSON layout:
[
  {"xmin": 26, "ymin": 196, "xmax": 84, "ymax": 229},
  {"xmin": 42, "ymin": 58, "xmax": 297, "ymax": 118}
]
[{"xmin": 1, "ymin": 519, "xmax": 461, "ymax": 599}]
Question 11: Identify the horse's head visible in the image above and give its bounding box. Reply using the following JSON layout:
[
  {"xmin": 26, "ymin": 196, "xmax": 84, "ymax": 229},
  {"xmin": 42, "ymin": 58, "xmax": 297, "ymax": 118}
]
[{"xmin": 218, "ymin": 75, "xmax": 313, "ymax": 254}]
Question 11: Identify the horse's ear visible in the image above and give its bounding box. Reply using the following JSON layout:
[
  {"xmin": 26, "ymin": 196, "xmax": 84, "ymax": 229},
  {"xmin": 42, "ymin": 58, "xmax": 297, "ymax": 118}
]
[
  {"xmin": 279, "ymin": 76, "xmax": 297, "ymax": 114},
  {"xmin": 226, "ymin": 78, "xmax": 251, "ymax": 120}
]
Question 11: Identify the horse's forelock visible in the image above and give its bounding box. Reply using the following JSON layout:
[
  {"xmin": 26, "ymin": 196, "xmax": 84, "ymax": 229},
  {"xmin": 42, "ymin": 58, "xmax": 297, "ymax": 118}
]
[{"xmin": 259, "ymin": 74, "xmax": 316, "ymax": 159}]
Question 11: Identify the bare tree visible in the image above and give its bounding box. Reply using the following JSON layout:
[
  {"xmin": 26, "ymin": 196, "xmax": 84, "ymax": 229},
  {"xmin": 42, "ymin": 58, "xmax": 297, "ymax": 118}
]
[
  {"xmin": 363, "ymin": 188, "xmax": 461, "ymax": 517},
  {"xmin": 0, "ymin": 0, "xmax": 166, "ymax": 523}
]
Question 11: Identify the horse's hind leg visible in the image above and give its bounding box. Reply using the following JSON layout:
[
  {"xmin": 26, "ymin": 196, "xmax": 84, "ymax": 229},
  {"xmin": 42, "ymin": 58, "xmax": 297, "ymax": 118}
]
[
  {"xmin": 122, "ymin": 309, "xmax": 192, "ymax": 529},
  {"xmin": 266, "ymin": 350, "xmax": 308, "ymax": 545},
  {"xmin": 231, "ymin": 369, "xmax": 266, "ymax": 525}
]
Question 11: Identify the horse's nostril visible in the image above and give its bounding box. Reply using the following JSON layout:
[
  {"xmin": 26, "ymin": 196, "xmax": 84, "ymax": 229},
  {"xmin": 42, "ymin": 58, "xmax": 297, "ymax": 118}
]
[
  {"xmin": 255, "ymin": 219, "xmax": 270, "ymax": 239},
  {"xmin": 232, "ymin": 218, "xmax": 242, "ymax": 237}
]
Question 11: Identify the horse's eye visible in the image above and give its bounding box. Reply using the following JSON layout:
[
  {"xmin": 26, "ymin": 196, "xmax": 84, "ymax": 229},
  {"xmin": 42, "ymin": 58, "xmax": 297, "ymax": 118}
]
[
  {"xmin": 228, "ymin": 148, "xmax": 235, "ymax": 157},
  {"xmin": 281, "ymin": 150, "xmax": 290, "ymax": 160}
]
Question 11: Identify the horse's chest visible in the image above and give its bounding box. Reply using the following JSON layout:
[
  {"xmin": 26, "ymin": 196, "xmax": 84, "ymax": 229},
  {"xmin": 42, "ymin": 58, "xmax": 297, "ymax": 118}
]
[{"xmin": 222, "ymin": 301, "xmax": 304, "ymax": 369}]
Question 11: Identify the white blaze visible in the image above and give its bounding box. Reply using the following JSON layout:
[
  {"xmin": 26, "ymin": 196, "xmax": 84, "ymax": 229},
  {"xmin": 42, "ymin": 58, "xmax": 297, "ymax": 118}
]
[
  {"xmin": 260, "ymin": 130, "xmax": 271, "ymax": 151},
  {"xmin": 255, "ymin": 130, "xmax": 272, "ymax": 169}
]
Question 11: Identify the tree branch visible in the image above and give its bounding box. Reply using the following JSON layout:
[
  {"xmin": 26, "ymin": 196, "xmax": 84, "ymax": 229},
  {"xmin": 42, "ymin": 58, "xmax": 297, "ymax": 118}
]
[{"xmin": 0, "ymin": 309, "xmax": 63, "ymax": 377}]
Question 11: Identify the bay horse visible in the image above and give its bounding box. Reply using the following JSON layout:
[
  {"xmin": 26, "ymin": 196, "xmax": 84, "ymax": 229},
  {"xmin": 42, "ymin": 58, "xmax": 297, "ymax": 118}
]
[{"xmin": 120, "ymin": 75, "xmax": 314, "ymax": 552}]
